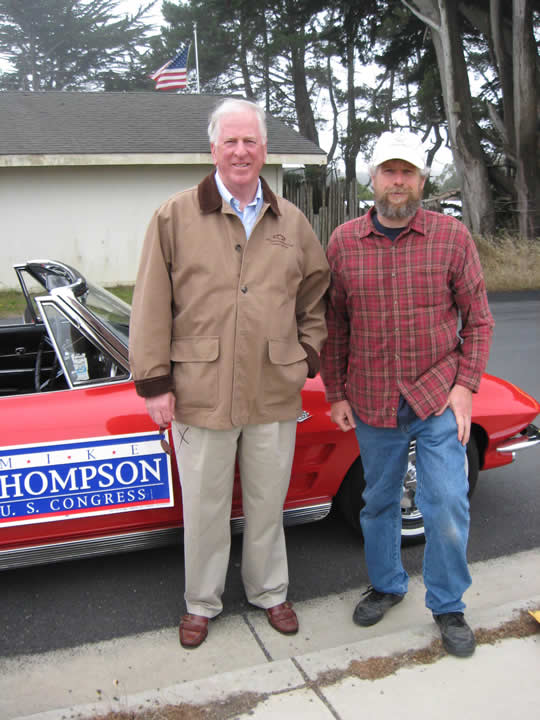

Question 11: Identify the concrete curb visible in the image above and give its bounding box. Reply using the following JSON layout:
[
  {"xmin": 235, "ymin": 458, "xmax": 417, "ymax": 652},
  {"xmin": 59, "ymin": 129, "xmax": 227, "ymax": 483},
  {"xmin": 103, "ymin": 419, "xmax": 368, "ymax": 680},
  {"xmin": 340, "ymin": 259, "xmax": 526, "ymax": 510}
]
[{"xmin": 11, "ymin": 596, "xmax": 540, "ymax": 719}]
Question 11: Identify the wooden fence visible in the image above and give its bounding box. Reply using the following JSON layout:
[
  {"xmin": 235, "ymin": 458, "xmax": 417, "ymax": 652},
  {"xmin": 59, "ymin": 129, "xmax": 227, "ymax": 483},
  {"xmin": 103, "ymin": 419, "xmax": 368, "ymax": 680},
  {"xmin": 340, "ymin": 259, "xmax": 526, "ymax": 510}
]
[
  {"xmin": 283, "ymin": 177, "xmax": 362, "ymax": 249},
  {"xmin": 283, "ymin": 177, "xmax": 464, "ymax": 248}
]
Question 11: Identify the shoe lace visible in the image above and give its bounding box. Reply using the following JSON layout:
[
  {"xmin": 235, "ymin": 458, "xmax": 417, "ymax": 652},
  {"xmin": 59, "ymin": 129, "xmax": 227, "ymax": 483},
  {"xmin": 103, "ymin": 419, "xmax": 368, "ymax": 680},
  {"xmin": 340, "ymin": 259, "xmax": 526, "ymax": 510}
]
[{"xmin": 362, "ymin": 585, "xmax": 386, "ymax": 601}]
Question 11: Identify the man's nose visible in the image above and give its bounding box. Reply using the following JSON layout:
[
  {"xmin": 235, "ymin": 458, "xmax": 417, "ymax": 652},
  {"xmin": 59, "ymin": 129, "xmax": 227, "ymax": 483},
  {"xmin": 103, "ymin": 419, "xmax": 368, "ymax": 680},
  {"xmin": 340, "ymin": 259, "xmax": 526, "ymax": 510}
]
[{"xmin": 393, "ymin": 173, "xmax": 406, "ymax": 185}]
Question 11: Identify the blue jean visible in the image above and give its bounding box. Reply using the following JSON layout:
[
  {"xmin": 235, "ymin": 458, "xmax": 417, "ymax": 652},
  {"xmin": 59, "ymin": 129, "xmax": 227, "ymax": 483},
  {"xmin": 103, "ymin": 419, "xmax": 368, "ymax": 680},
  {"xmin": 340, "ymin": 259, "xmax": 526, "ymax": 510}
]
[{"xmin": 353, "ymin": 408, "xmax": 472, "ymax": 615}]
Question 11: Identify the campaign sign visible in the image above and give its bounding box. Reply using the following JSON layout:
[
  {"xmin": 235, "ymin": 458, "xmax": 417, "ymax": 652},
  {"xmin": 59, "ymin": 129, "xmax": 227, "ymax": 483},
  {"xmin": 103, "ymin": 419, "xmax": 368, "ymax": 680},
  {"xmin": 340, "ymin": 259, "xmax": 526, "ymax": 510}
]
[{"xmin": 0, "ymin": 432, "xmax": 173, "ymax": 527}]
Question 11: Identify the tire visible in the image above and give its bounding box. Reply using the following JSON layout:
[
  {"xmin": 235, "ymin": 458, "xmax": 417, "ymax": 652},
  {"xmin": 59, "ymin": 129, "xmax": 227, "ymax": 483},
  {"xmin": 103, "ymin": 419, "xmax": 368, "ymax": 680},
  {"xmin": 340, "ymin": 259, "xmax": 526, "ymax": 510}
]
[{"xmin": 335, "ymin": 435, "xmax": 480, "ymax": 545}]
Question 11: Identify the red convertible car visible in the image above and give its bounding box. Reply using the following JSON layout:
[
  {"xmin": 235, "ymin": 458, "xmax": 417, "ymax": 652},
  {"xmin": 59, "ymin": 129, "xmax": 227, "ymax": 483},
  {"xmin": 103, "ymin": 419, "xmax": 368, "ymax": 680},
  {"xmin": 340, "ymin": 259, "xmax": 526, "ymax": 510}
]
[{"xmin": 1, "ymin": 260, "xmax": 539, "ymax": 569}]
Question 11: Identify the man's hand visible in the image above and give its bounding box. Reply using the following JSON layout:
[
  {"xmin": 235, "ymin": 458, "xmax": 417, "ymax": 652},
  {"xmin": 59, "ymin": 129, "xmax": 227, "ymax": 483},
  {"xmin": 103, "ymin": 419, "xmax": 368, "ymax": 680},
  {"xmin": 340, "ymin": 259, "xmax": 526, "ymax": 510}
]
[
  {"xmin": 330, "ymin": 399, "xmax": 356, "ymax": 432},
  {"xmin": 435, "ymin": 384, "xmax": 472, "ymax": 446},
  {"xmin": 145, "ymin": 392, "xmax": 176, "ymax": 427}
]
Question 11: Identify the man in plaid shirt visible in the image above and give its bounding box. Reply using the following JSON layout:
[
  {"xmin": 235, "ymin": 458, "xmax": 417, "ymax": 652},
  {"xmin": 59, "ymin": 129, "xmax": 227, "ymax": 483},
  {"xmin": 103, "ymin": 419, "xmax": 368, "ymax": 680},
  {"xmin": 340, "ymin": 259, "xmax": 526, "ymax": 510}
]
[{"xmin": 320, "ymin": 131, "xmax": 494, "ymax": 657}]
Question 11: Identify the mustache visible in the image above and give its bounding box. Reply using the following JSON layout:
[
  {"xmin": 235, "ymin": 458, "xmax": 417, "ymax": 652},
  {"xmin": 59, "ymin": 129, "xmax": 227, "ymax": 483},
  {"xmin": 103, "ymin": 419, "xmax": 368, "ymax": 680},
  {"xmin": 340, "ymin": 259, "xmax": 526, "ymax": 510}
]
[
  {"xmin": 375, "ymin": 193, "xmax": 422, "ymax": 220},
  {"xmin": 383, "ymin": 187, "xmax": 413, "ymax": 196}
]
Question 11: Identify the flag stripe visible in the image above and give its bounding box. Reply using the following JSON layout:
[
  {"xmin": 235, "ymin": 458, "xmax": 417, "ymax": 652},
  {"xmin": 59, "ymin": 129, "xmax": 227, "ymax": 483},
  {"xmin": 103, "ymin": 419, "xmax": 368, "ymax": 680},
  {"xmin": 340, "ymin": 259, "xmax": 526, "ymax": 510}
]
[
  {"xmin": 150, "ymin": 61, "xmax": 170, "ymax": 80},
  {"xmin": 150, "ymin": 44, "xmax": 190, "ymax": 91},
  {"xmin": 155, "ymin": 74, "xmax": 188, "ymax": 90}
]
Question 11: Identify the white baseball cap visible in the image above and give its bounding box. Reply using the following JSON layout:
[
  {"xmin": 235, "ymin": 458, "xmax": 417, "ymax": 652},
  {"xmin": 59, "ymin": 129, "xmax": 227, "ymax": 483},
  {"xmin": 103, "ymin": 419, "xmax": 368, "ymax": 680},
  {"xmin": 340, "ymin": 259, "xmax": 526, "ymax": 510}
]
[{"xmin": 371, "ymin": 131, "xmax": 427, "ymax": 170}]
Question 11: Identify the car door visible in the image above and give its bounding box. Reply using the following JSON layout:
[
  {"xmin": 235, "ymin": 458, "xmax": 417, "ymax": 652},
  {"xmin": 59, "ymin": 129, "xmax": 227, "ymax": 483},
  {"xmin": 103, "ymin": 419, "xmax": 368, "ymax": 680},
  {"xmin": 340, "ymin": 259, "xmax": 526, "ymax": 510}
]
[{"xmin": 0, "ymin": 294, "xmax": 183, "ymax": 565}]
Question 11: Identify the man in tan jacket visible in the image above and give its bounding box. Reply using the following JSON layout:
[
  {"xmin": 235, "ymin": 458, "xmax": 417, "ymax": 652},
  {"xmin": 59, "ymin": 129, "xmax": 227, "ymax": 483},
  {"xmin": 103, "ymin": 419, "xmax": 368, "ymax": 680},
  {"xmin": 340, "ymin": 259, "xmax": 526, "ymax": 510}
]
[{"xmin": 130, "ymin": 98, "xmax": 330, "ymax": 648}]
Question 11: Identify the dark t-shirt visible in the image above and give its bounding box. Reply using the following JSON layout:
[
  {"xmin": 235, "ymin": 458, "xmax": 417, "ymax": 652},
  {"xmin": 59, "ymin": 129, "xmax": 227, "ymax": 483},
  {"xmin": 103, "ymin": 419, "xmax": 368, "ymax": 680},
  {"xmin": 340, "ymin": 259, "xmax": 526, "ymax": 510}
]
[{"xmin": 372, "ymin": 211, "xmax": 418, "ymax": 426}]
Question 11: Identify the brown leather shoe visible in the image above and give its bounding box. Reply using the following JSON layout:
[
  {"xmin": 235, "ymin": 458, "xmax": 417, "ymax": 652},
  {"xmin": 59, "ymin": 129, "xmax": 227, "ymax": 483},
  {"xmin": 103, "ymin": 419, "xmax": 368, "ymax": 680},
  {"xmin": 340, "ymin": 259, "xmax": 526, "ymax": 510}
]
[
  {"xmin": 266, "ymin": 601, "xmax": 299, "ymax": 635},
  {"xmin": 179, "ymin": 613, "xmax": 209, "ymax": 648}
]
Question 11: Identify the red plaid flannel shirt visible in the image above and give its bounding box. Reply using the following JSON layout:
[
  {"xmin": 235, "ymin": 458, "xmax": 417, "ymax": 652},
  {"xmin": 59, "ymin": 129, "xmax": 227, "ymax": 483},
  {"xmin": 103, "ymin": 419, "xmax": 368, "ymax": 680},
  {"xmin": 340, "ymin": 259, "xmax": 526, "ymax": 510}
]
[{"xmin": 320, "ymin": 208, "xmax": 494, "ymax": 427}]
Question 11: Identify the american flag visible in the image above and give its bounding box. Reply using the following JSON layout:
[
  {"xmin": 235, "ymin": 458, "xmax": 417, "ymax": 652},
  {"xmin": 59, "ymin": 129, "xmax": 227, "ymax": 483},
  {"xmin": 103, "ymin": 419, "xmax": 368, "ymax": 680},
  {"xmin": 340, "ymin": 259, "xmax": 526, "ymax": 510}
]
[{"xmin": 151, "ymin": 44, "xmax": 190, "ymax": 90}]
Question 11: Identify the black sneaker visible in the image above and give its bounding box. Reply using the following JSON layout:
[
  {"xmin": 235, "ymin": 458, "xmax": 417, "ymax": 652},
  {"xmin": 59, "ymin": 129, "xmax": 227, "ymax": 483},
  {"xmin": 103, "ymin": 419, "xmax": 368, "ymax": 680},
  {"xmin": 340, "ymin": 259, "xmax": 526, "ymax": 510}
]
[
  {"xmin": 434, "ymin": 612, "xmax": 476, "ymax": 657},
  {"xmin": 353, "ymin": 586, "xmax": 405, "ymax": 627}
]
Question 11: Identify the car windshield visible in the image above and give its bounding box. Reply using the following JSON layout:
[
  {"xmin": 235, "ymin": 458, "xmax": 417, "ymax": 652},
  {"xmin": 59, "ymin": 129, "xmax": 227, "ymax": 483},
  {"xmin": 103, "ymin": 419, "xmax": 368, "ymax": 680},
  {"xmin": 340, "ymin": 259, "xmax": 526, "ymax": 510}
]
[{"xmin": 75, "ymin": 281, "xmax": 131, "ymax": 346}]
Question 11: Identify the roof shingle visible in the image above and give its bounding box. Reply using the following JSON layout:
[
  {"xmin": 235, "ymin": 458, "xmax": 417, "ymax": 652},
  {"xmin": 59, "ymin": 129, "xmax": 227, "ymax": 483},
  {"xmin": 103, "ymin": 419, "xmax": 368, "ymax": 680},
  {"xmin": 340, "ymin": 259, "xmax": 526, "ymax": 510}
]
[{"xmin": 0, "ymin": 91, "xmax": 326, "ymax": 157}]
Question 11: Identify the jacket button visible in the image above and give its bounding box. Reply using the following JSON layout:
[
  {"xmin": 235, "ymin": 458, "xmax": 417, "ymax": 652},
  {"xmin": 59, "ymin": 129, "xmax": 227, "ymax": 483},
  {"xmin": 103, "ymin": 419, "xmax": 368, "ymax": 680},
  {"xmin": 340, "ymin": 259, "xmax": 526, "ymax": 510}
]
[
  {"xmin": 241, "ymin": 286, "xmax": 248, "ymax": 294},
  {"xmin": 235, "ymin": 244, "xmax": 242, "ymax": 252}
]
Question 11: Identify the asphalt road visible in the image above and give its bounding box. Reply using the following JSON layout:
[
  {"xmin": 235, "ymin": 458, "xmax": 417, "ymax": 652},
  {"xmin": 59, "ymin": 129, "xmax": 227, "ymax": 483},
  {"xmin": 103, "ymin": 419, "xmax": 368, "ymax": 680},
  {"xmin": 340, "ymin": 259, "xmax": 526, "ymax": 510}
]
[{"xmin": 1, "ymin": 291, "xmax": 539, "ymax": 659}]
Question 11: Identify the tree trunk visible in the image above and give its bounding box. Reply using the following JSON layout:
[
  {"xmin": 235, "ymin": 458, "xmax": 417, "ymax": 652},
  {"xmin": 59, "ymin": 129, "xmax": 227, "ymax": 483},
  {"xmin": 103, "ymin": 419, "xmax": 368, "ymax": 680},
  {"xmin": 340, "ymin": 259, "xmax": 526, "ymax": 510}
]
[
  {"xmin": 326, "ymin": 55, "xmax": 340, "ymax": 164},
  {"xmin": 239, "ymin": 21, "xmax": 255, "ymax": 99},
  {"xmin": 289, "ymin": 39, "xmax": 320, "ymax": 146},
  {"xmin": 343, "ymin": 30, "xmax": 357, "ymax": 184},
  {"xmin": 261, "ymin": 12, "xmax": 271, "ymax": 112},
  {"xmin": 513, "ymin": 0, "xmax": 538, "ymax": 239},
  {"xmin": 385, "ymin": 70, "xmax": 394, "ymax": 128},
  {"xmin": 490, "ymin": 0, "xmax": 516, "ymax": 161},
  {"xmin": 283, "ymin": 0, "xmax": 319, "ymax": 146},
  {"xmin": 404, "ymin": 0, "xmax": 495, "ymax": 234},
  {"xmin": 29, "ymin": 29, "xmax": 38, "ymax": 90}
]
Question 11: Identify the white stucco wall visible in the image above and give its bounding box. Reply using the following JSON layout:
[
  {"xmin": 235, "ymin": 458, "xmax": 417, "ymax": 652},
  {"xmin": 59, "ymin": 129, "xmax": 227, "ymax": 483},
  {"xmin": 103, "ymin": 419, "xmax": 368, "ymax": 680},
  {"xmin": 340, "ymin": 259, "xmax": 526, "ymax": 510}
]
[{"xmin": 0, "ymin": 162, "xmax": 283, "ymax": 289}]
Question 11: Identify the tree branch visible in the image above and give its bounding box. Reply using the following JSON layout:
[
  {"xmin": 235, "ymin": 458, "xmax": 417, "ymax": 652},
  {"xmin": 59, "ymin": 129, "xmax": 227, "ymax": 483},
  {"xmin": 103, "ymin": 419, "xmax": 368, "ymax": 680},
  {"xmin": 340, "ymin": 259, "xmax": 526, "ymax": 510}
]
[{"xmin": 400, "ymin": 0, "xmax": 441, "ymax": 33}]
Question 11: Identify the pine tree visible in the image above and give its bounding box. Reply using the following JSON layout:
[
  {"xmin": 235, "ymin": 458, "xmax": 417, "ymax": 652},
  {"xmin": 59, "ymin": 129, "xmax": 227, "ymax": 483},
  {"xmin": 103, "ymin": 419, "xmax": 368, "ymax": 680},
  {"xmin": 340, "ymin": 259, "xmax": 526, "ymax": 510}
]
[{"xmin": 0, "ymin": 0, "xmax": 156, "ymax": 90}]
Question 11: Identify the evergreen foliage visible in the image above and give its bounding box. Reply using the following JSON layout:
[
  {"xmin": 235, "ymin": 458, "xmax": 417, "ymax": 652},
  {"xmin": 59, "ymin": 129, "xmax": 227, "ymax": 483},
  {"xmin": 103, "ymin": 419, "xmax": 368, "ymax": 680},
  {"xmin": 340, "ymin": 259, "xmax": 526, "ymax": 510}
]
[
  {"xmin": 0, "ymin": 0, "xmax": 157, "ymax": 90},
  {"xmin": 0, "ymin": 0, "xmax": 538, "ymax": 237}
]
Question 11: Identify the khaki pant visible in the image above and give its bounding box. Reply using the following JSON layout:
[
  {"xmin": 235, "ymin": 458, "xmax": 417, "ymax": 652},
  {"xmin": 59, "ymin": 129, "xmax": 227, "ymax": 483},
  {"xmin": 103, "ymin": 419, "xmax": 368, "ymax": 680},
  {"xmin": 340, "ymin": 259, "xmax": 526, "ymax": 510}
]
[{"xmin": 171, "ymin": 420, "xmax": 297, "ymax": 618}]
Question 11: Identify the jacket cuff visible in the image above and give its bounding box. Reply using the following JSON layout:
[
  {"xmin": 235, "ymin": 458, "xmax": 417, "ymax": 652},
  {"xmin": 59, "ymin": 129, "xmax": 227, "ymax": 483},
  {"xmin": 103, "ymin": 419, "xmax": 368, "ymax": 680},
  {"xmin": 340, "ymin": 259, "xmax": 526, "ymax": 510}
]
[
  {"xmin": 134, "ymin": 374, "xmax": 174, "ymax": 398},
  {"xmin": 301, "ymin": 342, "xmax": 320, "ymax": 378}
]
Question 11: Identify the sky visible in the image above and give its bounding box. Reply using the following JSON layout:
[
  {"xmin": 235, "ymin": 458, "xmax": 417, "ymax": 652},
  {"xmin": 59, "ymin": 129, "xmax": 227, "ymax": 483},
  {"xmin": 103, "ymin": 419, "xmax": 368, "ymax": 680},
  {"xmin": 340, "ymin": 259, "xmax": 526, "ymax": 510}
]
[
  {"xmin": 114, "ymin": 1, "xmax": 453, "ymax": 176},
  {"xmin": 1, "ymin": 0, "xmax": 452, "ymax": 176},
  {"xmin": 117, "ymin": 0, "xmax": 163, "ymax": 26}
]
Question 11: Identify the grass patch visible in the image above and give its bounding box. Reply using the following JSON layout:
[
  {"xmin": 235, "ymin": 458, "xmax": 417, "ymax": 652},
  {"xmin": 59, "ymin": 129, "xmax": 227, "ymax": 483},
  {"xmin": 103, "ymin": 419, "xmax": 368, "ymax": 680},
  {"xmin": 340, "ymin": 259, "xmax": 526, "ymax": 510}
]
[
  {"xmin": 0, "ymin": 284, "xmax": 134, "ymax": 319},
  {"xmin": 474, "ymin": 233, "xmax": 540, "ymax": 292},
  {"xmin": 107, "ymin": 285, "xmax": 134, "ymax": 305},
  {"xmin": 0, "ymin": 289, "xmax": 27, "ymax": 316}
]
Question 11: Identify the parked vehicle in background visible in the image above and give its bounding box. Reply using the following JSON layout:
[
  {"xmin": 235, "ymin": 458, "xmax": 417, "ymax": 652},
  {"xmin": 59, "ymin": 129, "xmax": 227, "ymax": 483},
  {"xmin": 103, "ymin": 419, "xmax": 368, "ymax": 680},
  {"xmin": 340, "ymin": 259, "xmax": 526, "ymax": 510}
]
[{"xmin": 1, "ymin": 260, "xmax": 539, "ymax": 569}]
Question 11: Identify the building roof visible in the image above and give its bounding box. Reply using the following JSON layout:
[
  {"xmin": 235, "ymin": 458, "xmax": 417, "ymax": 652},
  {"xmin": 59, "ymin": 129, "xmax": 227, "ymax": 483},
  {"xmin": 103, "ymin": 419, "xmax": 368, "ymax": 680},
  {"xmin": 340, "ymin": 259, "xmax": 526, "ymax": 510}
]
[{"xmin": 0, "ymin": 91, "xmax": 326, "ymax": 166}]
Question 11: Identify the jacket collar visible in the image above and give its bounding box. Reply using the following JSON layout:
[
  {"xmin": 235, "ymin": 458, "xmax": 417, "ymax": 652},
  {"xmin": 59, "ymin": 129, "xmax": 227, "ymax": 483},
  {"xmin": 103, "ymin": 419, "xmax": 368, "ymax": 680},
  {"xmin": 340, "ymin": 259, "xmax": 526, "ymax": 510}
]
[{"xmin": 197, "ymin": 171, "xmax": 281, "ymax": 217}]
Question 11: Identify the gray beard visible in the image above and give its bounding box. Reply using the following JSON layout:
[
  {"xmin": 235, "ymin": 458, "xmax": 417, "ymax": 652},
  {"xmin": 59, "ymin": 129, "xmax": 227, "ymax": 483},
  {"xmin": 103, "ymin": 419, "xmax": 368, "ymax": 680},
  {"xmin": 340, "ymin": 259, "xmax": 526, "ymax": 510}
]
[{"xmin": 375, "ymin": 195, "xmax": 422, "ymax": 221}]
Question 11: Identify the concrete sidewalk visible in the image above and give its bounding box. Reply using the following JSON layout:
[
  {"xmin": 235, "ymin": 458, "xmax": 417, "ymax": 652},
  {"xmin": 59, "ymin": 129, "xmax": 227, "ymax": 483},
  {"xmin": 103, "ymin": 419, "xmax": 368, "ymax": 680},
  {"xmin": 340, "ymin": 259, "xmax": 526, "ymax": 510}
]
[{"xmin": 3, "ymin": 548, "xmax": 540, "ymax": 720}]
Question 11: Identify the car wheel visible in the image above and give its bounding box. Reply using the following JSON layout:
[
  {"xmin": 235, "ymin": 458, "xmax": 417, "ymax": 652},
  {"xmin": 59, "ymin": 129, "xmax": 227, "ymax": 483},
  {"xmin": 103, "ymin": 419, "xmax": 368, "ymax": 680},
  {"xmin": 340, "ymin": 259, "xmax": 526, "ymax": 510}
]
[{"xmin": 335, "ymin": 436, "xmax": 480, "ymax": 544}]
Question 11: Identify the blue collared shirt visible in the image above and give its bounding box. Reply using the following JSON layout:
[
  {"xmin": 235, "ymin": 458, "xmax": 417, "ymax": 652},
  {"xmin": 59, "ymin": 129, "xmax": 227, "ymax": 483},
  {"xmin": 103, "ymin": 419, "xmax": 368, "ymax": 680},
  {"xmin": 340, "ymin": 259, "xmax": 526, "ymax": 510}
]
[{"xmin": 214, "ymin": 170, "xmax": 264, "ymax": 239}]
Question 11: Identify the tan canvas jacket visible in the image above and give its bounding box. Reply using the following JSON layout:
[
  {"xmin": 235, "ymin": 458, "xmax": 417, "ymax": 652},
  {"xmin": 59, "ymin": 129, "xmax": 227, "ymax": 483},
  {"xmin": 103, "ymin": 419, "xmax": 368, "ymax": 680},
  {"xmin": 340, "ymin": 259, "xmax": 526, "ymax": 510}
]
[{"xmin": 129, "ymin": 173, "xmax": 330, "ymax": 430}]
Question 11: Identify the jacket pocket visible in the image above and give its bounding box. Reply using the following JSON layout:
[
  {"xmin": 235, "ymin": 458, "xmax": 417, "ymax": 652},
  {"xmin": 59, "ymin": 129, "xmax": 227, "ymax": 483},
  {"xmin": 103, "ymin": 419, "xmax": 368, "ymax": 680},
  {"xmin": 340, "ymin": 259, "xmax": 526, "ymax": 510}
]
[
  {"xmin": 264, "ymin": 339, "xmax": 308, "ymax": 407},
  {"xmin": 171, "ymin": 336, "xmax": 219, "ymax": 409}
]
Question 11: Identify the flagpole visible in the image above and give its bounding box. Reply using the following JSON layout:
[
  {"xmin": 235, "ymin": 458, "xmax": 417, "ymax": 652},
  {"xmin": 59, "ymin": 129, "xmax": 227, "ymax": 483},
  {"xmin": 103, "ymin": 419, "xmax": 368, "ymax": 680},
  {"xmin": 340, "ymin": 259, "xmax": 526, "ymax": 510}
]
[{"xmin": 193, "ymin": 23, "xmax": 200, "ymax": 93}]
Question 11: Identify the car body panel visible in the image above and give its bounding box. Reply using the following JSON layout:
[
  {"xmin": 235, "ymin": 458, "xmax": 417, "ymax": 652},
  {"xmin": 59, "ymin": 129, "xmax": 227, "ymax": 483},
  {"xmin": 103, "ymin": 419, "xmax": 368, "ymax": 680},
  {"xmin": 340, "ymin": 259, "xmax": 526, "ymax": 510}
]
[
  {"xmin": 1, "ymin": 260, "xmax": 538, "ymax": 569},
  {"xmin": 471, "ymin": 373, "xmax": 540, "ymax": 469}
]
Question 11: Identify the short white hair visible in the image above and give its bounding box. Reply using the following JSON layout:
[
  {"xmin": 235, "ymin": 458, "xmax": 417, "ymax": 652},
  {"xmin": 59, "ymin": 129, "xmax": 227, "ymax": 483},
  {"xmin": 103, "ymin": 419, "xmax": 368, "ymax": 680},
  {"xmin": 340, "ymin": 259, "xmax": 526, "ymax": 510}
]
[{"xmin": 208, "ymin": 98, "xmax": 267, "ymax": 145}]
